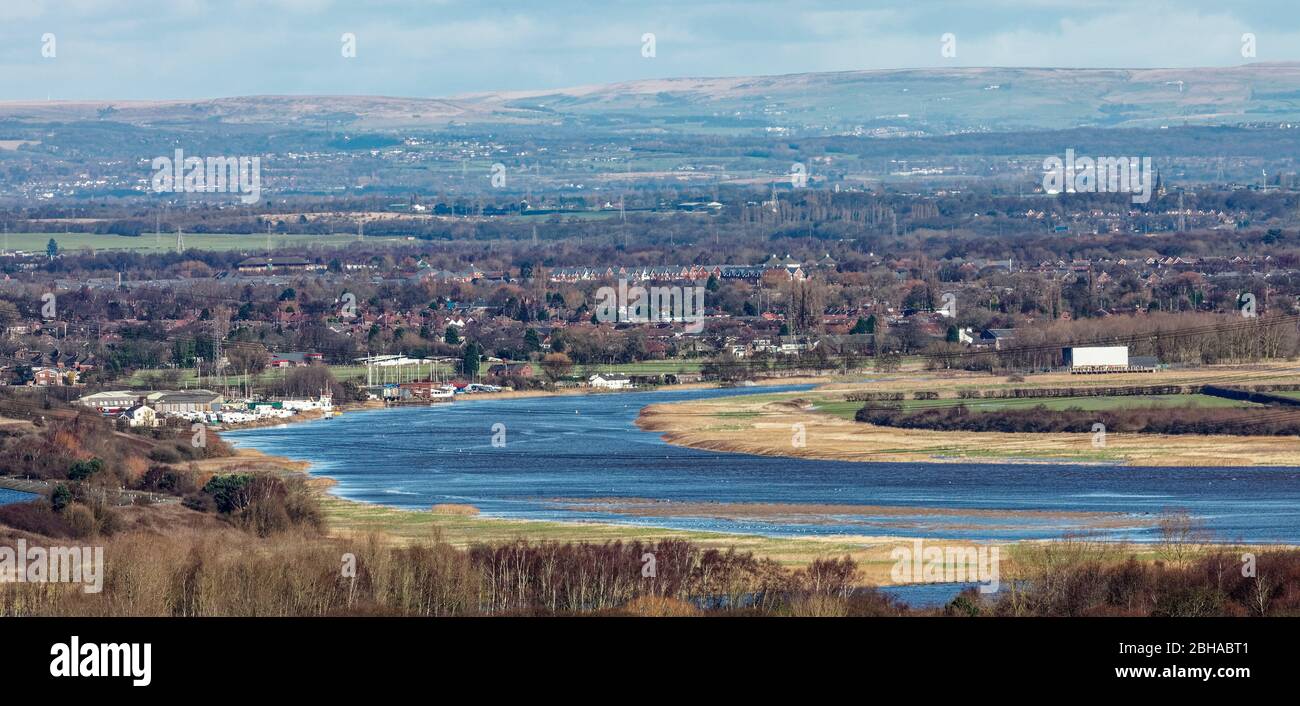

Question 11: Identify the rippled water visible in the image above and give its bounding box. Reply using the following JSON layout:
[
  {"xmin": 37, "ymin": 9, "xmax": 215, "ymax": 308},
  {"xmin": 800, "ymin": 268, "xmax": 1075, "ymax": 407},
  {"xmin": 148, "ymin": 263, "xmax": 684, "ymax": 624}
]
[
  {"xmin": 226, "ymin": 385, "xmax": 1300, "ymax": 543},
  {"xmin": 0, "ymin": 488, "xmax": 37, "ymax": 506}
]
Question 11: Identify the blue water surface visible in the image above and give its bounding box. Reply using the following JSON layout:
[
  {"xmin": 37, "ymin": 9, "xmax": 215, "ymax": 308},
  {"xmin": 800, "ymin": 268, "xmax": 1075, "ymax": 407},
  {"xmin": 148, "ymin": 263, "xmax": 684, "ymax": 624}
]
[
  {"xmin": 226, "ymin": 385, "xmax": 1300, "ymax": 543},
  {"xmin": 0, "ymin": 488, "xmax": 38, "ymax": 506}
]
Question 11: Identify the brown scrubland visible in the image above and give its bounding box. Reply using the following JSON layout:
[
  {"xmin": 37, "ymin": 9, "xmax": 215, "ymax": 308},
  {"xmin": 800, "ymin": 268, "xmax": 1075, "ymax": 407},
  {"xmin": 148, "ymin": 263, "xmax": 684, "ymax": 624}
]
[{"xmin": 5, "ymin": 499, "xmax": 1300, "ymax": 616}]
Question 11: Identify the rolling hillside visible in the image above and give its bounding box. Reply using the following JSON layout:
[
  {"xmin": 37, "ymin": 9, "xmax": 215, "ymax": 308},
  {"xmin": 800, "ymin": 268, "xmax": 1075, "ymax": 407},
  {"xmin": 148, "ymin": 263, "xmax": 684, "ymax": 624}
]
[{"xmin": 3, "ymin": 63, "xmax": 1300, "ymax": 135}]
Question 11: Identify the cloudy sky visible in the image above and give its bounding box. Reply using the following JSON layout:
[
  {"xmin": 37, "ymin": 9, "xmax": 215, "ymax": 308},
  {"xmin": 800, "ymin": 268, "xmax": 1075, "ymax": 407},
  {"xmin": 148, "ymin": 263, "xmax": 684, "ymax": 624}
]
[{"xmin": 2, "ymin": 0, "xmax": 1298, "ymax": 100}]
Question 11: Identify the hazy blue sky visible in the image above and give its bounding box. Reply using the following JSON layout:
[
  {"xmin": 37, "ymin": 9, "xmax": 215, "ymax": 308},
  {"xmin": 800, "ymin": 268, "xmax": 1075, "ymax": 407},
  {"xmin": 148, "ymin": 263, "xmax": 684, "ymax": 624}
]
[{"xmin": 2, "ymin": 0, "xmax": 1298, "ymax": 100}]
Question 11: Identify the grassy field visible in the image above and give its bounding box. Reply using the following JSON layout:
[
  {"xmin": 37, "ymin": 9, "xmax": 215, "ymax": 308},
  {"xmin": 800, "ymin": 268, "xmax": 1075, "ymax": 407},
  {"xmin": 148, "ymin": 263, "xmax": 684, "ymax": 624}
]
[
  {"xmin": 503, "ymin": 210, "xmax": 625, "ymax": 221},
  {"xmin": 581, "ymin": 360, "xmax": 706, "ymax": 376},
  {"xmin": 6, "ymin": 232, "xmax": 410, "ymax": 254},
  {"xmin": 122, "ymin": 359, "xmax": 708, "ymax": 390},
  {"xmin": 123, "ymin": 362, "xmax": 459, "ymax": 389},
  {"xmin": 637, "ymin": 364, "xmax": 1300, "ymax": 467},
  {"xmin": 813, "ymin": 393, "xmax": 1253, "ymax": 420}
]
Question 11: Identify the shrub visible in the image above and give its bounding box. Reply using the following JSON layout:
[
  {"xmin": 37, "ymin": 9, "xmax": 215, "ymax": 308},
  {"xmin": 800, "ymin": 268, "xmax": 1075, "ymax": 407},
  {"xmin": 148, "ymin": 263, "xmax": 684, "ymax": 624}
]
[
  {"xmin": 64, "ymin": 503, "xmax": 97, "ymax": 539},
  {"xmin": 194, "ymin": 473, "xmax": 321, "ymax": 537},
  {"xmin": 140, "ymin": 465, "xmax": 200, "ymax": 495},
  {"xmin": 786, "ymin": 594, "xmax": 849, "ymax": 617},
  {"xmin": 50, "ymin": 484, "xmax": 73, "ymax": 511},
  {"xmin": 0, "ymin": 500, "xmax": 74, "ymax": 538},
  {"xmin": 854, "ymin": 403, "xmax": 1300, "ymax": 437},
  {"xmin": 148, "ymin": 447, "xmax": 181, "ymax": 463},
  {"xmin": 241, "ymin": 475, "xmax": 322, "ymax": 536},
  {"xmin": 945, "ymin": 588, "xmax": 985, "ymax": 616},
  {"xmin": 96, "ymin": 506, "xmax": 123, "ymax": 536},
  {"xmin": 430, "ymin": 504, "xmax": 480, "ymax": 516},
  {"xmin": 182, "ymin": 493, "xmax": 215, "ymax": 513},
  {"xmin": 621, "ymin": 596, "xmax": 700, "ymax": 617},
  {"xmin": 202, "ymin": 474, "xmax": 253, "ymax": 514},
  {"xmin": 67, "ymin": 458, "xmax": 104, "ymax": 481}
]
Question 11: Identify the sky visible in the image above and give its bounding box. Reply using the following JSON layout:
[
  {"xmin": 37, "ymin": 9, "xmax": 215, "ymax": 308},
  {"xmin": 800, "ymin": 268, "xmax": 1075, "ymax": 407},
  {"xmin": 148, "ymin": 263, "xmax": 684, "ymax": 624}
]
[{"xmin": 2, "ymin": 0, "xmax": 1299, "ymax": 100}]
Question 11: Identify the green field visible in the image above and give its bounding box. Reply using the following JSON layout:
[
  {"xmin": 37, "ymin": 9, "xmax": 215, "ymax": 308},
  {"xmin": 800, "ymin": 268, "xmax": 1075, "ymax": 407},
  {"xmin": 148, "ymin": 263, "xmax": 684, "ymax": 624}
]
[
  {"xmin": 124, "ymin": 362, "xmax": 458, "ymax": 389},
  {"xmin": 118, "ymin": 358, "xmax": 709, "ymax": 392},
  {"xmin": 503, "ymin": 210, "xmax": 625, "ymax": 221},
  {"xmin": 577, "ymin": 360, "xmax": 706, "ymax": 376},
  {"xmin": 815, "ymin": 393, "xmax": 1254, "ymax": 420},
  {"xmin": 6, "ymin": 232, "xmax": 410, "ymax": 254},
  {"xmin": 318, "ymin": 495, "xmax": 917, "ymax": 571}
]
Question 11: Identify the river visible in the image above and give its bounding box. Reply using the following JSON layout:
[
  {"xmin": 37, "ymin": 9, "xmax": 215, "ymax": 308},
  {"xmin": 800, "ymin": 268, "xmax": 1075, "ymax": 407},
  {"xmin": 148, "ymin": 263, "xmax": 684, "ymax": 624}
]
[{"xmin": 225, "ymin": 385, "xmax": 1300, "ymax": 543}]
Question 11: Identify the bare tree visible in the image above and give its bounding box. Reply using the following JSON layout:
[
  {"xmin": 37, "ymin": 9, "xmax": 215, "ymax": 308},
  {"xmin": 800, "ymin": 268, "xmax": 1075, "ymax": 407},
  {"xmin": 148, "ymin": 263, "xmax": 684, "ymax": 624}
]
[{"xmin": 1156, "ymin": 508, "xmax": 1209, "ymax": 564}]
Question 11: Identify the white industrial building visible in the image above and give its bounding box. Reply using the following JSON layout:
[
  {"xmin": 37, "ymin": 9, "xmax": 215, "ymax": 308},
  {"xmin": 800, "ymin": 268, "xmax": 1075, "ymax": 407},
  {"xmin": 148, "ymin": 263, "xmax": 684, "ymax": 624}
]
[{"xmin": 1063, "ymin": 345, "xmax": 1129, "ymax": 371}]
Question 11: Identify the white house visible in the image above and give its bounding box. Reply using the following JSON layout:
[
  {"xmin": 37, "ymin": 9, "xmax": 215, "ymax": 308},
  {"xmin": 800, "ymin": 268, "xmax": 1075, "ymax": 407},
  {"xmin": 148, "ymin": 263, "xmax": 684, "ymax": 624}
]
[
  {"xmin": 588, "ymin": 373, "xmax": 633, "ymax": 390},
  {"xmin": 120, "ymin": 404, "xmax": 158, "ymax": 428},
  {"xmin": 277, "ymin": 395, "xmax": 333, "ymax": 412}
]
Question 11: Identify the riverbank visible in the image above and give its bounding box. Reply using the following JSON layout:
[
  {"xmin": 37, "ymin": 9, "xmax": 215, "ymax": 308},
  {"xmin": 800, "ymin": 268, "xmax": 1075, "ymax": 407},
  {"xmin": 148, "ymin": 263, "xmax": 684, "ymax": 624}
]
[
  {"xmin": 428, "ymin": 375, "xmax": 835, "ymax": 402},
  {"xmin": 214, "ymin": 399, "xmax": 384, "ymax": 431},
  {"xmin": 0, "ymin": 483, "xmax": 40, "ymax": 506},
  {"xmin": 636, "ymin": 364, "xmax": 1300, "ymax": 467},
  {"xmin": 209, "ymin": 447, "xmax": 1018, "ymax": 583},
  {"xmin": 192, "ymin": 447, "xmax": 1289, "ymax": 585},
  {"xmin": 213, "ymin": 376, "xmax": 832, "ymax": 432},
  {"xmin": 213, "ymin": 373, "xmax": 1300, "ymax": 587}
]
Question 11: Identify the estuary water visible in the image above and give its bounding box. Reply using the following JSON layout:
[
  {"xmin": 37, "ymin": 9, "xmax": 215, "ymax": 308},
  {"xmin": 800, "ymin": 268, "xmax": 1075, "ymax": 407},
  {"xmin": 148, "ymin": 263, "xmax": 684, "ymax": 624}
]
[
  {"xmin": 0, "ymin": 488, "xmax": 38, "ymax": 507},
  {"xmin": 225, "ymin": 385, "xmax": 1300, "ymax": 543}
]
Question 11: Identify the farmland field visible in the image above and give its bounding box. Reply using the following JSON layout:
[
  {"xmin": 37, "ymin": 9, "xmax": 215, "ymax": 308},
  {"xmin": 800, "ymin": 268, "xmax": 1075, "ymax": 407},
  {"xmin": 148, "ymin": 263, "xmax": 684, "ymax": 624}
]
[
  {"xmin": 638, "ymin": 365, "xmax": 1300, "ymax": 467},
  {"xmin": 587, "ymin": 360, "xmax": 706, "ymax": 375},
  {"xmin": 4, "ymin": 232, "xmax": 410, "ymax": 254},
  {"xmin": 813, "ymin": 393, "xmax": 1255, "ymax": 420},
  {"xmin": 123, "ymin": 362, "xmax": 457, "ymax": 389},
  {"xmin": 122, "ymin": 360, "xmax": 698, "ymax": 391}
]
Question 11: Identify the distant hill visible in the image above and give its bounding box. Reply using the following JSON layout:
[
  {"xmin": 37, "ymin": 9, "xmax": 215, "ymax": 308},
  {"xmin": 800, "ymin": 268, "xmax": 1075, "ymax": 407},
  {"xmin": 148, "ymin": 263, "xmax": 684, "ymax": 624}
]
[
  {"xmin": 0, "ymin": 95, "xmax": 501, "ymax": 129},
  {"xmin": 4, "ymin": 63, "xmax": 1300, "ymax": 136},
  {"xmin": 461, "ymin": 63, "xmax": 1300, "ymax": 134}
]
